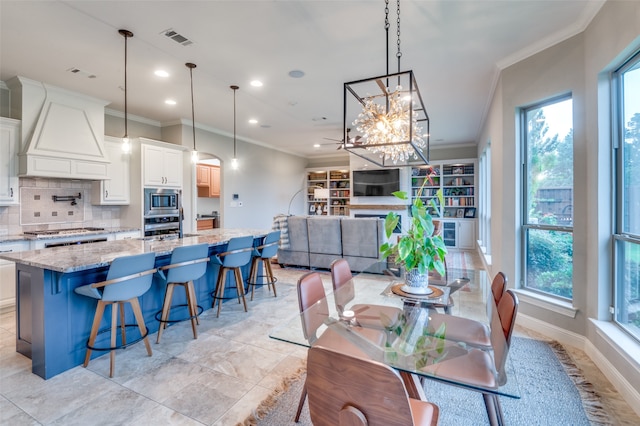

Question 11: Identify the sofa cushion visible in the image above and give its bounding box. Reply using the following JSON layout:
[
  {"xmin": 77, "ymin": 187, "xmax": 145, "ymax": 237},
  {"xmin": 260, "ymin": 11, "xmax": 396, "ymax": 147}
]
[
  {"xmin": 307, "ymin": 217, "xmax": 342, "ymax": 255},
  {"xmin": 287, "ymin": 216, "xmax": 309, "ymax": 252},
  {"xmin": 341, "ymin": 218, "xmax": 382, "ymax": 258}
]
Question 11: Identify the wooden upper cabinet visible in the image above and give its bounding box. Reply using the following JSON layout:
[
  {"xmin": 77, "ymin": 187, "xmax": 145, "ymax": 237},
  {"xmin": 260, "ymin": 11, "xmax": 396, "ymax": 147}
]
[
  {"xmin": 196, "ymin": 164, "xmax": 220, "ymax": 198},
  {"xmin": 196, "ymin": 164, "xmax": 211, "ymax": 187},
  {"xmin": 209, "ymin": 166, "xmax": 220, "ymax": 197}
]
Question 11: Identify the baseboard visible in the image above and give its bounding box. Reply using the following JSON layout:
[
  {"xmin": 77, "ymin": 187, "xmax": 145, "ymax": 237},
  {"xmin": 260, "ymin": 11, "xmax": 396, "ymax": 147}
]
[
  {"xmin": 583, "ymin": 338, "xmax": 640, "ymax": 417},
  {"xmin": 518, "ymin": 313, "xmax": 640, "ymax": 417},
  {"xmin": 0, "ymin": 299, "xmax": 15, "ymax": 314}
]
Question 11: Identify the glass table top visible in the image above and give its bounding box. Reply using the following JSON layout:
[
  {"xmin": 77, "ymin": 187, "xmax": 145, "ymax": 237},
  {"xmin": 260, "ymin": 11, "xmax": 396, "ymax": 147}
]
[{"xmin": 269, "ymin": 264, "xmax": 520, "ymax": 399}]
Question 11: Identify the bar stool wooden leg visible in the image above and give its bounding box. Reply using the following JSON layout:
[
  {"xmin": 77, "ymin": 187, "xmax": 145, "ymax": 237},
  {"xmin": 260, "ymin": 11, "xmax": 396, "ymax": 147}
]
[
  {"xmin": 110, "ymin": 302, "xmax": 118, "ymax": 378},
  {"xmin": 265, "ymin": 260, "xmax": 277, "ymax": 297},
  {"xmin": 84, "ymin": 300, "xmax": 106, "ymax": 367},
  {"xmin": 215, "ymin": 268, "xmax": 227, "ymax": 318},
  {"xmin": 249, "ymin": 257, "xmax": 259, "ymax": 301},
  {"xmin": 184, "ymin": 282, "xmax": 198, "ymax": 339},
  {"xmin": 234, "ymin": 267, "xmax": 248, "ymax": 312},
  {"xmin": 119, "ymin": 302, "xmax": 126, "ymax": 346},
  {"xmin": 156, "ymin": 283, "xmax": 176, "ymax": 343},
  {"xmin": 187, "ymin": 281, "xmax": 200, "ymax": 325},
  {"xmin": 130, "ymin": 297, "xmax": 152, "ymax": 358}
]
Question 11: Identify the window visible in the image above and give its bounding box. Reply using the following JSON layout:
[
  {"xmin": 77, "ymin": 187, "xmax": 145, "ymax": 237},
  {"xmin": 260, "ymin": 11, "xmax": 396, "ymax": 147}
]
[
  {"xmin": 613, "ymin": 51, "xmax": 640, "ymax": 341},
  {"xmin": 521, "ymin": 96, "xmax": 574, "ymax": 299}
]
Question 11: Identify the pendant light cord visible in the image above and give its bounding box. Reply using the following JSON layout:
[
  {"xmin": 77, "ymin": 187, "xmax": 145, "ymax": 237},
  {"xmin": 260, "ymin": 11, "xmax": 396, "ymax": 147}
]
[
  {"xmin": 231, "ymin": 85, "xmax": 239, "ymax": 158},
  {"xmin": 124, "ymin": 35, "xmax": 128, "ymax": 138},
  {"xmin": 385, "ymin": 0, "xmax": 390, "ymax": 76},
  {"xmin": 187, "ymin": 63, "xmax": 197, "ymax": 151},
  {"xmin": 396, "ymin": 0, "xmax": 402, "ymax": 73},
  {"xmin": 119, "ymin": 29, "xmax": 133, "ymax": 140}
]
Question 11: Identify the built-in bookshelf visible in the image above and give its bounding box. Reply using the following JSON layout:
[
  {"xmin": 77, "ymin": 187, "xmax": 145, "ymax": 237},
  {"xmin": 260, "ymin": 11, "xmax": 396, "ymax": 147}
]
[
  {"xmin": 411, "ymin": 161, "xmax": 476, "ymax": 219},
  {"xmin": 306, "ymin": 167, "xmax": 350, "ymax": 216}
]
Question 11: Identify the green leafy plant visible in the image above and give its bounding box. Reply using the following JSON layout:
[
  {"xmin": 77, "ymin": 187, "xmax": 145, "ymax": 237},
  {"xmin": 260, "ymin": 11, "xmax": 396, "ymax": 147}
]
[
  {"xmin": 380, "ymin": 178, "xmax": 448, "ymax": 277},
  {"xmin": 381, "ymin": 310, "xmax": 448, "ymax": 369}
]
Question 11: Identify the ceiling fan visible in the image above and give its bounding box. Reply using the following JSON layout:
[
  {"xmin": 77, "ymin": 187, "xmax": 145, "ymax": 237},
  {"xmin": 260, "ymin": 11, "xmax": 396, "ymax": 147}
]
[{"xmin": 321, "ymin": 128, "xmax": 364, "ymax": 150}]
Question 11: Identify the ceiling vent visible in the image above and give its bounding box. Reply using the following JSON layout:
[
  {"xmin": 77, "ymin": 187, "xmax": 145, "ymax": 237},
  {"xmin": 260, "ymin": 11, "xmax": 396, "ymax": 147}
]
[
  {"xmin": 67, "ymin": 67, "xmax": 97, "ymax": 79},
  {"xmin": 161, "ymin": 28, "xmax": 194, "ymax": 46}
]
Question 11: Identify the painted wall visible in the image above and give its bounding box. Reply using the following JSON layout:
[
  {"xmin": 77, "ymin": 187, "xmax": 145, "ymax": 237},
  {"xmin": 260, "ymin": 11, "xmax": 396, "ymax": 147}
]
[{"xmin": 479, "ymin": 0, "xmax": 640, "ymax": 395}]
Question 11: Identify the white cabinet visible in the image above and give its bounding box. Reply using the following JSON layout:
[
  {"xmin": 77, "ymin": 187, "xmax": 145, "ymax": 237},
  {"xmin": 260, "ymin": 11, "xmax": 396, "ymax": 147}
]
[
  {"xmin": 0, "ymin": 240, "xmax": 29, "ymax": 311},
  {"xmin": 91, "ymin": 137, "xmax": 130, "ymax": 205},
  {"xmin": 142, "ymin": 143, "xmax": 183, "ymax": 188},
  {"xmin": 457, "ymin": 220, "xmax": 476, "ymax": 249},
  {"xmin": 442, "ymin": 220, "xmax": 476, "ymax": 249},
  {"xmin": 0, "ymin": 118, "xmax": 20, "ymax": 205}
]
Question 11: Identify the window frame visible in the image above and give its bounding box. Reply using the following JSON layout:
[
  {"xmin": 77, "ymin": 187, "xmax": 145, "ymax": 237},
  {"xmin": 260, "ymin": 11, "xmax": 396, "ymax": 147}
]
[
  {"xmin": 612, "ymin": 49, "xmax": 640, "ymax": 341},
  {"xmin": 520, "ymin": 94, "xmax": 575, "ymax": 300}
]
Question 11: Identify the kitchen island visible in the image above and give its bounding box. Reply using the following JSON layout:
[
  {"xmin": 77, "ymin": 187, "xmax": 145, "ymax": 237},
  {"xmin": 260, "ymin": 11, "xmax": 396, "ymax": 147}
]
[{"xmin": 0, "ymin": 229, "xmax": 269, "ymax": 379}]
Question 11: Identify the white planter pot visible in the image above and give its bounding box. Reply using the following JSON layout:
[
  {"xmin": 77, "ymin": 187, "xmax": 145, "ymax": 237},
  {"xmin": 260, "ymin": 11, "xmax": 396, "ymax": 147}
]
[{"xmin": 405, "ymin": 268, "xmax": 429, "ymax": 290}]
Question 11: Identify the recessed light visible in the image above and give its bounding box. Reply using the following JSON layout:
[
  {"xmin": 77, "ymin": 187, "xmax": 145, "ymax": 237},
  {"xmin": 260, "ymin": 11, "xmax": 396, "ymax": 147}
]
[
  {"xmin": 248, "ymin": 119, "xmax": 258, "ymax": 124},
  {"xmin": 250, "ymin": 80, "xmax": 263, "ymax": 87},
  {"xmin": 155, "ymin": 70, "xmax": 170, "ymax": 77},
  {"xmin": 288, "ymin": 70, "xmax": 305, "ymax": 78},
  {"xmin": 165, "ymin": 99, "xmax": 176, "ymax": 105},
  {"xmin": 313, "ymin": 144, "xmax": 321, "ymax": 148}
]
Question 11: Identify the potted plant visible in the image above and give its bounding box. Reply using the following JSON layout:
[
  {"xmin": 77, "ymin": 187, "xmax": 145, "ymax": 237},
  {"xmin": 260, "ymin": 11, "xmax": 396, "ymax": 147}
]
[{"xmin": 380, "ymin": 179, "xmax": 448, "ymax": 293}]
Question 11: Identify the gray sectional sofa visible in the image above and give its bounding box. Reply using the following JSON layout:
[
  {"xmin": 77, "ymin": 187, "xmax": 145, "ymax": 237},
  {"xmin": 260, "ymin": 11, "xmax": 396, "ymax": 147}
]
[{"xmin": 277, "ymin": 216, "xmax": 388, "ymax": 272}]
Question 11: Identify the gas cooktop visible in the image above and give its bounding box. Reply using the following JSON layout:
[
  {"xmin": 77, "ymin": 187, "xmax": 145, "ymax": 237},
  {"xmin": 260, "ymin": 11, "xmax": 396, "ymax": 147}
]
[{"xmin": 23, "ymin": 227, "xmax": 106, "ymax": 238}]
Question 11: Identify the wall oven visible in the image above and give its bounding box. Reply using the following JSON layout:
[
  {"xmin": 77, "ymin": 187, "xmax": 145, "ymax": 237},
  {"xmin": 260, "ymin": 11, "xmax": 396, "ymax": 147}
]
[{"xmin": 143, "ymin": 188, "xmax": 183, "ymax": 237}]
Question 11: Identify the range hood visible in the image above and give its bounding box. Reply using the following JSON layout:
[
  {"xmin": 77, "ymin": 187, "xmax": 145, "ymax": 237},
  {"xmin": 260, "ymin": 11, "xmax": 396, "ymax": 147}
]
[{"xmin": 6, "ymin": 76, "xmax": 110, "ymax": 180}]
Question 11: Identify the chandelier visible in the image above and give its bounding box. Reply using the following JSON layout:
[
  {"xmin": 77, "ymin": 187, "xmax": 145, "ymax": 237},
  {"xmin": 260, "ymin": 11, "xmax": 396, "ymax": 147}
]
[{"xmin": 343, "ymin": 0, "xmax": 429, "ymax": 167}]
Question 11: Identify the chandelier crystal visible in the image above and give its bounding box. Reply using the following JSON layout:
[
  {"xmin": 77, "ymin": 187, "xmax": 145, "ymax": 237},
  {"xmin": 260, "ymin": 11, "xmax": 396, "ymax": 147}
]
[{"xmin": 353, "ymin": 85, "xmax": 426, "ymax": 164}]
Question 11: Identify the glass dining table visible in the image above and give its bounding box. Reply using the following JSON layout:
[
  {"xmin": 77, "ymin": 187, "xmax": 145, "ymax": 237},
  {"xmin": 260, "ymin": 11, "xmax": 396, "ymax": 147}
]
[{"xmin": 269, "ymin": 264, "xmax": 520, "ymax": 425}]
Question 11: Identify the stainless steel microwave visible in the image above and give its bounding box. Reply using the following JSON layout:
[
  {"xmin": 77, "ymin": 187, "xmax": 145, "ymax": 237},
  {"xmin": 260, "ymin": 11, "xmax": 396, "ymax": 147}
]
[{"xmin": 144, "ymin": 188, "xmax": 180, "ymax": 216}]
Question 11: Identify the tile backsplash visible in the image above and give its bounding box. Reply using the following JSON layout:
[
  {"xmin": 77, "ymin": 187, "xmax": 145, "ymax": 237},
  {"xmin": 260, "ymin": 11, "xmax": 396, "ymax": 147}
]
[
  {"xmin": 0, "ymin": 177, "xmax": 124, "ymax": 235},
  {"xmin": 20, "ymin": 187, "xmax": 85, "ymax": 224}
]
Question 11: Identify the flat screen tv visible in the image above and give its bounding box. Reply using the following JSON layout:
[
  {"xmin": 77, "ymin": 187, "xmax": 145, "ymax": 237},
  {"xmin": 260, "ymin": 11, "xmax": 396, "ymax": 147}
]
[{"xmin": 352, "ymin": 168, "xmax": 400, "ymax": 197}]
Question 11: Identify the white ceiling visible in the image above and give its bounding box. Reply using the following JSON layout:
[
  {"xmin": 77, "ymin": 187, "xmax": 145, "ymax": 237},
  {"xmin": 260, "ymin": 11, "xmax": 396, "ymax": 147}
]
[{"xmin": 0, "ymin": 0, "xmax": 604, "ymax": 159}]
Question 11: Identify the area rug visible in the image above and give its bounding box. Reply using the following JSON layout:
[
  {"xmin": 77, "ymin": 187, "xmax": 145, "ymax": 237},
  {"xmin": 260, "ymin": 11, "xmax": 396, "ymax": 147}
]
[{"xmin": 240, "ymin": 337, "xmax": 611, "ymax": 426}]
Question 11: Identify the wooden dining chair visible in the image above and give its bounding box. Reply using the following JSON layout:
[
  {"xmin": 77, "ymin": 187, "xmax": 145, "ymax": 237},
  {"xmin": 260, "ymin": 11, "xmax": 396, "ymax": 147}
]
[
  {"xmin": 307, "ymin": 345, "xmax": 439, "ymax": 426},
  {"xmin": 330, "ymin": 258, "xmax": 402, "ymax": 328},
  {"xmin": 420, "ymin": 289, "xmax": 519, "ymax": 425},
  {"xmin": 427, "ymin": 271, "xmax": 508, "ymax": 348},
  {"xmin": 490, "ymin": 272, "xmax": 508, "ymax": 306},
  {"xmin": 295, "ymin": 271, "xmax": 386, "ymax": 422}
]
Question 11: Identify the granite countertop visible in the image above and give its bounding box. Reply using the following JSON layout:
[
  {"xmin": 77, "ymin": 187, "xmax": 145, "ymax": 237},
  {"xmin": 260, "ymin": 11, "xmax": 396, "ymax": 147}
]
[
  {"xmin": 0, "ymin": 227, "xmax": 141, "ymax": 243},
  {"xmin": 0, "ymin": 228, "xmax": 269, "ymax": 273}
]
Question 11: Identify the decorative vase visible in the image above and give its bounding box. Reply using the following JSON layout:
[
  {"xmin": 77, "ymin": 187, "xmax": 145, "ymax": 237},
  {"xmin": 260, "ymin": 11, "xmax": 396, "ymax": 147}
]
[{"xmin": 403, "ymin": 268, "xmax": 432, "ymax": 295}]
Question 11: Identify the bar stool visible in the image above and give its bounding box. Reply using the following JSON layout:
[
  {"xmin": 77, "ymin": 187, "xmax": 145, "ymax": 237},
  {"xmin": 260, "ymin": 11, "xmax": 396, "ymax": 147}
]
[
  {"xmin": 155, "ymin": 243, "xmax": 210, "ymax": 343},
  {"xmin": 247, "ymin": 230, "xmax": 280, "ymax": 301},
  {"xmin": 210, "ymin": 235, "xmax": 254, "ymax": 317},
  {"xmin": 74, "ymin": 252, "xmax": 156, "ymax": 378}
]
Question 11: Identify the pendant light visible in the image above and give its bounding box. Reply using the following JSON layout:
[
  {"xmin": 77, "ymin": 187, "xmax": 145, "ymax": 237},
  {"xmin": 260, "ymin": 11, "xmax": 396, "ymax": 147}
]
[
  {"xmin": 186, "ymin": 62, "xmax": 198, "ymax": 163},
  {"xmin": 230, "ymin": 85, "xmax": 239, "ymax": 170},
  {"xmin": 118, "ymin": 29, "xmax": 133, "ymax": 153},
  {"xmin": 343, "ymin": 0, "xmax": 429, "ymax": 167}
]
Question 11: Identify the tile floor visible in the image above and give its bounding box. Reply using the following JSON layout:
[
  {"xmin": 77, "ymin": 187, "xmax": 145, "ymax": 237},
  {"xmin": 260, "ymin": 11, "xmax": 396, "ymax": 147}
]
[{"xmin": 1, "ymin": 255, "xmax": 638, "ymax": 425}]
